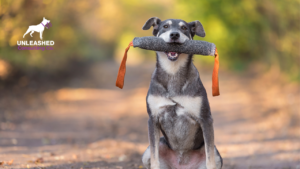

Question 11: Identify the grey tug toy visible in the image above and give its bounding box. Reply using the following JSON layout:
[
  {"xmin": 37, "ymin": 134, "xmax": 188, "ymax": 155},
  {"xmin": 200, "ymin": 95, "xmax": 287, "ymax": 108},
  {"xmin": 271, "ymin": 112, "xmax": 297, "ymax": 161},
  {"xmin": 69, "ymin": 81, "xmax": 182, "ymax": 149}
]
[{"xmin": 115, "ymin": 36, "xmax": 220, "ymax": 96}]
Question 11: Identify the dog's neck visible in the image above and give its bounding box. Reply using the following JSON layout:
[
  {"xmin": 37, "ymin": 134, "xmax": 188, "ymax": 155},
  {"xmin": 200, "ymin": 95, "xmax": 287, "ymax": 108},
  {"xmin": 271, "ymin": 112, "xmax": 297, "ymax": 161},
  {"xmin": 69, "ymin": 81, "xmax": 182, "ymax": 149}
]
[{"xmin": 156, "ymin": 52, "xmax": 192, "ymax": 76}]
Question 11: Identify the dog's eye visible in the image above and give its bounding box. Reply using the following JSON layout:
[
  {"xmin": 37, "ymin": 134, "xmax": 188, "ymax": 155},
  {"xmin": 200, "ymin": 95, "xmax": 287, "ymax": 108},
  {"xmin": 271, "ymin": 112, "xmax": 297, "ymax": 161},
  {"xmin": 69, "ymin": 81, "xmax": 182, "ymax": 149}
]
[
  {"xmin": 181, "ymin": 26, "xmax": 187, "ymax": 30},
  {"xmin": 163, "ymin": 25, "xmax": 169, "ymax": 28}
]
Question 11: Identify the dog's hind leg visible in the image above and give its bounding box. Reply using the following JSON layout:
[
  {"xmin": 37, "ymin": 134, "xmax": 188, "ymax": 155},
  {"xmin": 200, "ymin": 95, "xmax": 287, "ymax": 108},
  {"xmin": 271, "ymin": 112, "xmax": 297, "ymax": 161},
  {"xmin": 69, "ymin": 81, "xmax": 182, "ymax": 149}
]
[
  {"xmin": 29, "ymin": 31, "xmax": 35, "ymax": 37},
  {"xmin": 23, "ymin": 28, "xmax": 31, "ymax": 38},
  {"xmin": 142, "ymin": 146, "xmax": 151, "ymax": 169},
  {"xmin": 214, "ymin": 146, "xmax": 223, "ymax": 169},
  {"xmin": 142, "ymin": 137, "xmax": 171, "ymax": 169},
  {"xmin": 196, "ymin": 145, "xmax": 223, "ymax": 169}
]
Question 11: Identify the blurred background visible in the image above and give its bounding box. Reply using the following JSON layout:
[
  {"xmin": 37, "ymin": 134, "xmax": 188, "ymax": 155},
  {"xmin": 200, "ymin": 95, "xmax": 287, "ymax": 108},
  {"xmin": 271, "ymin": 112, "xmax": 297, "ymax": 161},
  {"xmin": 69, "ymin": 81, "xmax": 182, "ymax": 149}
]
[{"xmin": 0, "ymin": 0, "xmax": 299, "ymax": 169}]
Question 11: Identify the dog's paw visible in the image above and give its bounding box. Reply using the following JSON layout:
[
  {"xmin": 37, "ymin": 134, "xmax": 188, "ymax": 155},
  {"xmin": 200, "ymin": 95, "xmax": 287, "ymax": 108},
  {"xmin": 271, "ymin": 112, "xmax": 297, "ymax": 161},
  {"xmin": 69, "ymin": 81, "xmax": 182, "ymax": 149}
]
[
  {"xmin": 151, "ymin": 164, "xmax": 160, "ymax": 169},
  {"xmin": 206, "ymin": 164, "xmax": 217, "ymax": 169}
]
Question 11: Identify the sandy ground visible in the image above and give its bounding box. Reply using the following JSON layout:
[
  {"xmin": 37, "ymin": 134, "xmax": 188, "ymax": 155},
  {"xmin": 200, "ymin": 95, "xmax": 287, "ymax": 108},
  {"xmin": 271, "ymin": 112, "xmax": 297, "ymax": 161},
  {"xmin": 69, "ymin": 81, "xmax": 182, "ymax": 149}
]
[{"xmin": 0, "ymin": 61, "xmax": 299, "ymax": 169}]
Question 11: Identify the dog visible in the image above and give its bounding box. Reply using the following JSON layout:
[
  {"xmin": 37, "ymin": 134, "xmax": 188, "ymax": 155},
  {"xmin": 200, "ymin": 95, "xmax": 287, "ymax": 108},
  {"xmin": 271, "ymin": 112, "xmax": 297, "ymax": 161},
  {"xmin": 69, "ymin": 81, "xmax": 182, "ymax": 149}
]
[
  {"xmin": 23, "ymin": 17, "xmax": 51, "ymax": 40},
  {"xmin": 141, "ymin": 17, "xmax": 223, "ymax": 169}
]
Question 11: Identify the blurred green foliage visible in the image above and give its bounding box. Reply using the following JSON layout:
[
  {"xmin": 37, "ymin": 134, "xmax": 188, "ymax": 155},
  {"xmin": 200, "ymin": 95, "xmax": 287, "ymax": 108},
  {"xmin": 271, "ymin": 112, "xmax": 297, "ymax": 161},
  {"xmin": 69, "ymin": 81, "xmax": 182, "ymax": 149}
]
[
  {"xmin": 0, "ymin": 0, "xmax": 299, "ymax": 80},
  {"xmin": 176, "ymin": 0, "xmax": 300, "ymax": 81}
]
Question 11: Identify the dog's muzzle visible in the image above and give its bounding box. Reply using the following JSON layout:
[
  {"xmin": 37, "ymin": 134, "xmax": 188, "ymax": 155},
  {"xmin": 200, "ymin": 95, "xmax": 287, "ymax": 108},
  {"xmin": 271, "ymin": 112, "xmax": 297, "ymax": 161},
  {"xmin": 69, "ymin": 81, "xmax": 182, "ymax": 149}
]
[{"xmin": 165, "ymin": 52, "xmax": 180, "ymax": 61}]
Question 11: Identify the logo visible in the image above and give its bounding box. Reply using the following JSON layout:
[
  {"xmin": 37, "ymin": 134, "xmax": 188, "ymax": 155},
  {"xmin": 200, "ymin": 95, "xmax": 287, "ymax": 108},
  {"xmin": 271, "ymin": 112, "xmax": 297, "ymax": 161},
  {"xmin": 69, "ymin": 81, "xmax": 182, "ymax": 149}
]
[
  {"xmin": 23, "ymin": 17, "xmax": 52, "ymax": 40},
  {"xmin": 17, "ymin": 17, "xmax": 54, "ymax": 51}
]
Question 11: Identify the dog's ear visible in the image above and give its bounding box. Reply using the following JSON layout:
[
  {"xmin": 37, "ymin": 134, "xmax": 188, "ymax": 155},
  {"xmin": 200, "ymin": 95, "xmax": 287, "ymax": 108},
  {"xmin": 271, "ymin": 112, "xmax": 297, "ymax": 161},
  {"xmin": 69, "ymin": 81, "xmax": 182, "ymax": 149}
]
[
  {"xmin": 188, "ymin": 20, "xmax": 205, "ymax": 38},
  {"xmin": 142, "ymin": 17, "xmax": 161, "ymax": 36}
]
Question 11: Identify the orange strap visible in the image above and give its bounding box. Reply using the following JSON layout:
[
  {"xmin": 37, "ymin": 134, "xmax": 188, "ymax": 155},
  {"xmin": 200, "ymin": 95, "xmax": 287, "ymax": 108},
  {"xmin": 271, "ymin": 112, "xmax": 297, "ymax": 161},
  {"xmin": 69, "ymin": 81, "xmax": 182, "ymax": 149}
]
[
  {"xmin": 212, "ymin": 48, "xmax": 220, "ymax": 96},
  {"xmin": 116, "ymin": 41, "xmax": 133, "ymax": 89}
]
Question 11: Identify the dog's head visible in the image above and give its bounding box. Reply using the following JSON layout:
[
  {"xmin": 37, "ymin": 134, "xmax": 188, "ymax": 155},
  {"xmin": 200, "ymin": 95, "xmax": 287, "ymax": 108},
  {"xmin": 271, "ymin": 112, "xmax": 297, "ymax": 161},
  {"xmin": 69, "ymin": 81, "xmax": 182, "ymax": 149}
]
[
  {"xmin": 43, "ymin": 17, "xmax": 51, "ymax": 29},
  {"xmin": 43, "ymin": 17, "xmax": 50, "ymax": 23},
  {"xmin": 143, "ymin": 17, "xmax": 205, "ymax": 61}
]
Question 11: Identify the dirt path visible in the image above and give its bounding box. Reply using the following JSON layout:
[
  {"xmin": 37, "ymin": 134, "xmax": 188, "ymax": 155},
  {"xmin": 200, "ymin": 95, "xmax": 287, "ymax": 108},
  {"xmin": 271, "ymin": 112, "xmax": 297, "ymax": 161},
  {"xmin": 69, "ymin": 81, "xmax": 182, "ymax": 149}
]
[{"xmin": 0, "ymin": 61, "xmax": 299, "ymax": 169}]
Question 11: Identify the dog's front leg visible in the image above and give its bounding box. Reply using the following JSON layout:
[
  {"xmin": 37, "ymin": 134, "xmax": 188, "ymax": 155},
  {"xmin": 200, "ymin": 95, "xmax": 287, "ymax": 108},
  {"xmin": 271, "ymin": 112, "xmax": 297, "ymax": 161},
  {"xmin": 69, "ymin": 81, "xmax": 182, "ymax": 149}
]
[
  {"xmin": 146, "ymin": 79, "xmax": 169, "ymax": 169},
  {"xmin": 40, "ymin": 30, "xmax": 43, "ymax": 40},
  {"xmin": 200, "ymin": 118, "xmax": 216, "ymax": 169},
  {"xmin": 199, "ymin": 101, "xmax": 217, "ymax": 169},
  {"xmin": 148, "ymin": 117, "xmax": 161, "ymax": 169}
]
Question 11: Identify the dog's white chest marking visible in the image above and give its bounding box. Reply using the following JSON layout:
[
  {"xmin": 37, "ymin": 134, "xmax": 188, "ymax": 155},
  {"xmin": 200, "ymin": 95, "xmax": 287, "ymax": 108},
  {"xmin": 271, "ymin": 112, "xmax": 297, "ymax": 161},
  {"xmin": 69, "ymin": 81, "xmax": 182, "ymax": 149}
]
[
  {"xmin": 172, "ymin": 96, "xmax": 202, "ymax": 117},
  {"xmin": 157, "ymin": 52, "xmax": 189, "ymax": 75},
  {"xmin": 147, "ymin": 95, "xmax": 176, "ymax": 117},
  {"xmin": 147, "ymin": 95, "xmax": 202, "ymax": 118}
]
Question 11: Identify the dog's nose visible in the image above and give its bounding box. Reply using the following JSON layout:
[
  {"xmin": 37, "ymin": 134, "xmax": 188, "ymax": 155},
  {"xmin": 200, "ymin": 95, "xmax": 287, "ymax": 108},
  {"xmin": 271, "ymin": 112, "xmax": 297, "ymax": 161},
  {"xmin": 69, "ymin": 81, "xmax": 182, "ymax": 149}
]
[{"xmin": 170, "ymin": 32, "xmax": 180, "ymax": 40}]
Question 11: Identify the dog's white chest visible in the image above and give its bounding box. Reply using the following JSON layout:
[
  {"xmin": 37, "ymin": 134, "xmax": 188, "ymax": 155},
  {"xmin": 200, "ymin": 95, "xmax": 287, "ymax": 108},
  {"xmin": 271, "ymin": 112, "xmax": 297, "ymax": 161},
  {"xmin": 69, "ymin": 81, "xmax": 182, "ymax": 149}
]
[{"xmin": 147, "ymin": 95, "xmax": 202, "ymax": 118}]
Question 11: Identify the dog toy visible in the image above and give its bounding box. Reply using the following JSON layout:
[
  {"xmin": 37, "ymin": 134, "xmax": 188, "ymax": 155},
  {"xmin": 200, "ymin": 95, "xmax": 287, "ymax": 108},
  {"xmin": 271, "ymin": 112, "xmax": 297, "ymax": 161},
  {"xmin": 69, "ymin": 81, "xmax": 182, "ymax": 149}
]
[{"xmin": 115, "ymin": 36, "xmax": 220, "ymax": 96}]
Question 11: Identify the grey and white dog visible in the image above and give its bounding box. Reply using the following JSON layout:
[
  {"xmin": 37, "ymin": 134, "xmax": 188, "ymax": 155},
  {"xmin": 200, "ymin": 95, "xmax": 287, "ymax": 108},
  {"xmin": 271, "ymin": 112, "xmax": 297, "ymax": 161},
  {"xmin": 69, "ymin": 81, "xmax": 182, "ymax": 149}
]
[{"xmin": 141, "ymin": 17, "xmax": 223, "ymax": 169}]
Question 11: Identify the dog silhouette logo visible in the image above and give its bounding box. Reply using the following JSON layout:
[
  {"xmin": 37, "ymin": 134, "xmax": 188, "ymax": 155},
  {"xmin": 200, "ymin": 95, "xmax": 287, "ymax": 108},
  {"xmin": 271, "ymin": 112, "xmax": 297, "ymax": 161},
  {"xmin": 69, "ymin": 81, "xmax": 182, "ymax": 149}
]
[{"xmin": 23, "ymin": 17, "xmax": 52, "ymax": 40}]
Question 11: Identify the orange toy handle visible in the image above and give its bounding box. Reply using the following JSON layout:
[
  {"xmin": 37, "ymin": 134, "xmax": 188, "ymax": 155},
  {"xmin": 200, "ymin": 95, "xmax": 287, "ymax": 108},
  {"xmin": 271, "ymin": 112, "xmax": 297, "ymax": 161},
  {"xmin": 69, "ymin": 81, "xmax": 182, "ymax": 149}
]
[
  {"xmin": 116, "ymin": 41, "xmax": 133, "ymax": 89},
  {"xmin": 212, "ymin": 48, "xmax": 220, "ymax": 96}
]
